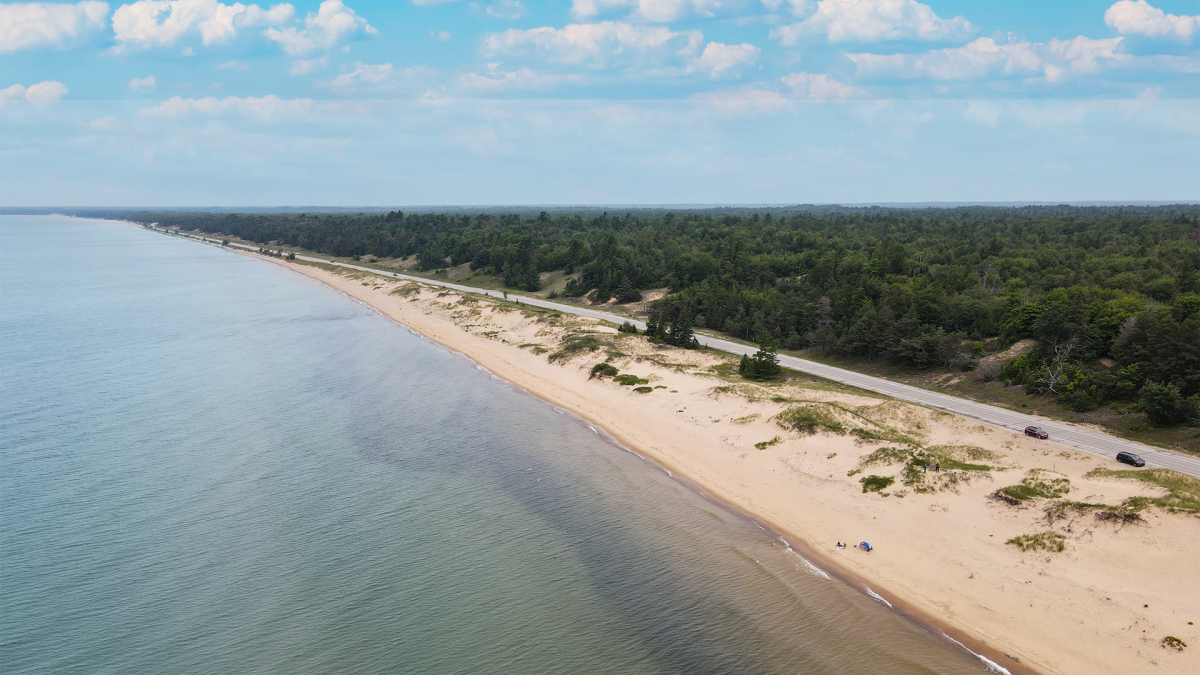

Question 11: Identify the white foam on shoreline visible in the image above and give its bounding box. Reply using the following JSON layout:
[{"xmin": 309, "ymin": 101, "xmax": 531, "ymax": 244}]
[
  {"xmin": 783, "ymin": 547, "xmax": 831, "ymax": 580},
  {"xmin": 866, "ymin": 587, "xmax": 893, "ymax": 609},
  {"xmin": 942, "ymin": 633, "xmax": 1013, "ymax": 675}
]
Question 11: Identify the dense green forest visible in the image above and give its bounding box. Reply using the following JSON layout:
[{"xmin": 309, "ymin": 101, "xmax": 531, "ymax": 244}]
[{"xmin": 120, "ymin": 205, "xmax": 1200, "ymax": 425}]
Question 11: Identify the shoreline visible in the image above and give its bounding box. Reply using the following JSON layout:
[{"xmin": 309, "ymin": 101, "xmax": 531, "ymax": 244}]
[
  {"xmin": 134, "ymin": 226, "xmax": 1200, "ymax": 675},
  {"xmin": 245, "ymin": 249, "xmax": 1041, "ymax": 674}
]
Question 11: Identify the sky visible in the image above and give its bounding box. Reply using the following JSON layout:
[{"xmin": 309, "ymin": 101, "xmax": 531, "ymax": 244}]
[{"xmin": 1, "ymin": 0, "xmax": 1197, "ymax": 206}]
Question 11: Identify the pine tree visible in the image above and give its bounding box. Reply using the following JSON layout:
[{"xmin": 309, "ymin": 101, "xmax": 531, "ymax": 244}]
[
  {"xmin": 666, "ymin": 311, "xmax": 699, "ymax": 348},
  {"xmin": 740, "ymin": 334, "xmax": 781, "ymax": 380}
]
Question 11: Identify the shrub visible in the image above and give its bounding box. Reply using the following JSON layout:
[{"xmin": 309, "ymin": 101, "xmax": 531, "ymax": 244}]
[
  {"xmin": 1138, "ymin": 381, "xmax": 1200, "ymax": 426},
  {"xmin": 614, "ymin": 374, "xmax": 649, "ymax": 386},
  {"xmin": 617, "ymin": 321, "xmax": 639, "ymax": 334},
  {"xmin": 590, "ymin": 362, "xmax": 619, "ymax": 379},
  {"xmin": 860, "ymin": 475, "xmax": 895, "ymax": 493},
  {"xmin": 633, "ymin": 386, "xmax": 653, "ymax": 394}
]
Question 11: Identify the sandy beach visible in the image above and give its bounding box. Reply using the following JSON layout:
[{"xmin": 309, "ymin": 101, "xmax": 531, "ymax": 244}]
[{"xmin": 253, "ymin": 252, "xmax": 1198, "ymax": 675}]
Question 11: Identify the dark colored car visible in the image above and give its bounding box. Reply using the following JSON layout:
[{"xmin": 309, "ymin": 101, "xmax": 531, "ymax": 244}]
[
  {"xmin": 1116, "ymin": 451, "xmax": 1146, "ymax": 467},
  {"xmin": 1024, "ymin": 426, "xmax": 1048, "ymax": 439}
]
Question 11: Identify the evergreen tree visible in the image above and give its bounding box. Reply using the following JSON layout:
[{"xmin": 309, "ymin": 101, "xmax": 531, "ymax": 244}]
[{"xmin": 740, "ymin": 334, "xmax": 782, "ymax": 380}]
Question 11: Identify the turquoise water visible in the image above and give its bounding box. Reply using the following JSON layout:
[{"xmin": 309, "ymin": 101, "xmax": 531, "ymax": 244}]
[{"xmin": 0, "ymin": 216, "xmax": 993, "ymax": 674}]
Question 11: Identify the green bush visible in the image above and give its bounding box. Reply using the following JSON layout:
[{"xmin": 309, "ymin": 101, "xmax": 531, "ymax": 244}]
[
  {"xmin": 860, "ymin": 475, "xmax": 895, "ymax": 493},
  {"xmin": 617, "ymin": 321, "xmax": 639, "ymax": 334},
  {"xmin": 590, "ymin": 362, "xmax": 619, "ymax": 379},
  {"xmin": 1138, "ymin": 381, "xmax": 1200, "ymax": 426},
  {"xmin": 633, "ymin": 386, "xmax": 653, "ymax": 394},
  {"xmin": 614, "ymin": 374, "xmax": 649, "ymax": 386}
]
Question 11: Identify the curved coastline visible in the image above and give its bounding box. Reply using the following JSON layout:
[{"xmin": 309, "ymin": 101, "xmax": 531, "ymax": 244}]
[{"xmin": 230, "ymin": 245, "xmax": 1039, "ymax": 675}]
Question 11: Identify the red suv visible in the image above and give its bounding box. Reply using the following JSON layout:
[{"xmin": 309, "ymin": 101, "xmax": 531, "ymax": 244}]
[{"xmin": 1024, "ymin": 426, "xmax": 1049, "ymax": 439}]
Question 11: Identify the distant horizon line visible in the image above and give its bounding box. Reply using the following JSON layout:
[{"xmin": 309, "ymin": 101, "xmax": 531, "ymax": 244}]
[{"xmin": 4, "ymin": 200, "xmax": 1199, "ymax": 212}]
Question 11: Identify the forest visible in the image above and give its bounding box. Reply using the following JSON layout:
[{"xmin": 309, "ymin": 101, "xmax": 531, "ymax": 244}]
[{"xmin": 117, "ymin": 205, "xmax": 1200, "ymax": 425}]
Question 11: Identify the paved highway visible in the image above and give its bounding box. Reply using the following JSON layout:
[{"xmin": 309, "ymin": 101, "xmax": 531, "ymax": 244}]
[{"xmin": 157, "ymin": 226, "xmax": 1200, "ymax": 479}]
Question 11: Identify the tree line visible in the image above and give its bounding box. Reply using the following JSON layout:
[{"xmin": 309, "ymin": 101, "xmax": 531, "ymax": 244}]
[{"xmin": 118, "ymin": 205, "xmax": 1200, "ymax": 425}]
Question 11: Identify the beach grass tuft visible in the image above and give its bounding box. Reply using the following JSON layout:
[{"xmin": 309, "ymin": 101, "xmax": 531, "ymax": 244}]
[{"xmin": 1006, "ymin": 531, "xmax": 1066, "ymax": 553}]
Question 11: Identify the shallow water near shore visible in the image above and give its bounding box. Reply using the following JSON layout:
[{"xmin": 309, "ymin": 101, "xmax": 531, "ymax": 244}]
[{"xmin": 1, "ymin": 215, "xmax": 996, "ymax": 674}]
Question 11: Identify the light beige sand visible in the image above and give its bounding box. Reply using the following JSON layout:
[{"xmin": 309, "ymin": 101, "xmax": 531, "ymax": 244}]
[{"xmin": 261, "ymin": 255, "xmax": 1199, "ymax": 675}]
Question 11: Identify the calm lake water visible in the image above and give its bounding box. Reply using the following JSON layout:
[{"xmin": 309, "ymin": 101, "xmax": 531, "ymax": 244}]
[{"xmin": 0, "ymin": 216, "xmax": 995, "ymax": 674}]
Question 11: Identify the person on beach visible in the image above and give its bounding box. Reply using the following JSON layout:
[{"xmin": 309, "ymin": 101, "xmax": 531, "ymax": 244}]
[{"xmin": 935, "ymin": 462, "xmax": 940, "ymax": 473}]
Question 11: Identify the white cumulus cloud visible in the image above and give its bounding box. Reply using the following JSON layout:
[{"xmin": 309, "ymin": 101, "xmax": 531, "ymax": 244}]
[
  {"xmin": 314, "ymin": 61, "xmax": 392, "ymax": 89},
  {"xmin": 458, "ymin": 67, "xmax": 584, "ymax": 91},
  {"xmin": 263, "ymin": 0, "xmax": 377, "ymax": 55},
  {"xmin": 0, "ymin": 1, "xmax": 109, "ymax": 53},
  {"xmin": 847, "ymin": 35, "xmax": 1129, "ymax": 84},
  {"xmin": 781, "ymin": 71, "xmax": 865, "ymax": 99},
  {"xmin": 482, "ymin": 21, "xmax": 702, "ymax": 68},
  {"xmin": 129, "ymin": 75, "xmax": 157, "ymax": 90},
  {"xmin": 570, "ymin": 0, "xmax": 722, "ymax": 23},
  {"xmin": 770, "ymin": 0, "xmax": 974, "ymax": 45},
  {"xmin": 487, "ymin": 0, "xmax": 527, "ymax": 20},
  {"xmin": 1105, "ymin": 1, "xmax": 1197, "ymax": 42},
  {"xmin": 690, "ymin": 42, "xmax": 760, "ymax": 79},
  {"xmin": 0, "ymin": 80, "xmax": 70, "ymax": 105},
  {"xmin": 112, "ymin": 0, "xmax": 296, "ymax": 50},
  {"xmin": 137, "ymin": 93, "xmax": 318, "ymax": 118},
  {"xmin": 290, "ymin": 56, "xmax": 328, "ymax": 75}
]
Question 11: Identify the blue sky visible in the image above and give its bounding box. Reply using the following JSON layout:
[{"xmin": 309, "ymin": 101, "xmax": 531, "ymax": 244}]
[{"xmin": 1, "ymin": 0, "xmax": 1197, "ymax": 205}]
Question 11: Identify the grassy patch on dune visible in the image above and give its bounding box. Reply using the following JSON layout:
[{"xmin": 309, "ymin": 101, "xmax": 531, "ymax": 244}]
[
  {"xmin": 859, "ymin": 446, "xmax": 913, "ymax": 467},
  {"xmin": 1006, "ymin": 531, "xmax": 1066, "ymax": 553},
  {"xmin": 389, "ymin": 282, "xmax": 422, "ymax": 297},
  {"xmin": 614, "ymin": 374, "xmax": 649, "ymax": 386},
  {"xmin": 776, "ymin": 404, "xmax": 846, "ymax": 435},
  {"xmin": 994, "ymin": 469, "xmax": 1071, "ymax": 504},
  {"xmin": 860, "ymin": 475, "xmax": 895, "ymax": 493},
  {"xmin": 1085, "ymin": 468, "xmax": 1200, "ymax": 514},
  {"xmin": 549, "ymin": 333, "xmax": 606, "ymax": 362}
]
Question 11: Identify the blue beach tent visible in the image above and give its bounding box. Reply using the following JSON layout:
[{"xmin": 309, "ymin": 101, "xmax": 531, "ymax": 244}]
[{"xmin": 860, "ymin": 542, "xmax": 873, "ymax": 552}]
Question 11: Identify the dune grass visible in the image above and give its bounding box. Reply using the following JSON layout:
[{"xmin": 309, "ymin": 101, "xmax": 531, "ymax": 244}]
[
  {"xmin": 1085, "ymin": 468, "xmax": 1200, "ymax": 514},
  {"xmin": 1006, "ymin": 531, "xmax": 1066, "ymax": 553}
]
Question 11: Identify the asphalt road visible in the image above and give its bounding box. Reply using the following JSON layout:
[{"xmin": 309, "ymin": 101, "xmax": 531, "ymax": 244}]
[{"xmin": 159, "ymin": 227, "xmax": 1200, "ymax": 479}]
